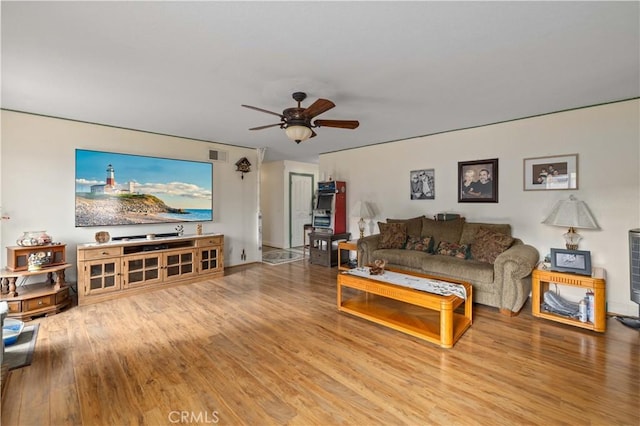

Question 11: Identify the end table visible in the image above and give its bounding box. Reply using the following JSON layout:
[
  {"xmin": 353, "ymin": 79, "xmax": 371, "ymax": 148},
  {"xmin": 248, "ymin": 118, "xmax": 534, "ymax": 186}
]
[
  {"xmin": 532, "ymin": 266, "xmax": 606, "ymax": 332},
  {"xmin": 337, "ymin": 241, "xmax": 358, "ymax": 271}
]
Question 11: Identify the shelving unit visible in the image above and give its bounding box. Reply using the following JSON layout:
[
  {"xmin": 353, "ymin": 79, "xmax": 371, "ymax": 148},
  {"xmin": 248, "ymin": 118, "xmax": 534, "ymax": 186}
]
[
  {"xmin": 5, "ymin": 244, "xmax": 66, "ymax": 272},
  {"xmin": 532, "ymin": 266, "xmax": 606, "ymax": 332},
  {"xmin": 1, "ymin": 245, "xmax": 72, "ymax": 320}
]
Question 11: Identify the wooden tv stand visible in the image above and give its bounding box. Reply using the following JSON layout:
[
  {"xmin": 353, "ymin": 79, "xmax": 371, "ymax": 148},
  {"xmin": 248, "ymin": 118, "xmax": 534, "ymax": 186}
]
[{"xmin": 77, "ymin": 234, "xmax": 224, "ymax": 305}]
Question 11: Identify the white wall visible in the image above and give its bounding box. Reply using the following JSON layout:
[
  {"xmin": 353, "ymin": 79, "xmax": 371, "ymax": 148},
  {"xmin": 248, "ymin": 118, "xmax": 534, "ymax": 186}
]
[
  {"xmin": 320, "ymin": 100, "xmax": 640, "ymax": 316},
  {"xmin": 0, "ymin": 111, "xmax": 260, "ymax": 281},
  {"xmin": 261, "ymin": 161, "xmax": 284, "ymax": 248},
  {"xmin": 260, "ymin": 159, "xmax": 318, "ymax": 248}
]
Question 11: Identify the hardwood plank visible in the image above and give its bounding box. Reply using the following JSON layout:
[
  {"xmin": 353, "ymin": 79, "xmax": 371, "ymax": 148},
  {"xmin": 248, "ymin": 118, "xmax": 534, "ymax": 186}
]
[{"xmin": 1, "ymin": 260, "xmax": 638, "ymax": 425}]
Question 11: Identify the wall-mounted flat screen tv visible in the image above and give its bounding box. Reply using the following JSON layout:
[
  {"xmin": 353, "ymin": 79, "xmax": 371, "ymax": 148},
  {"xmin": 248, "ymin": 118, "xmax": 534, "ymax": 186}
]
[{"xmin": 75, "ymin": 149, "xmax": 213, "ymax": 227}]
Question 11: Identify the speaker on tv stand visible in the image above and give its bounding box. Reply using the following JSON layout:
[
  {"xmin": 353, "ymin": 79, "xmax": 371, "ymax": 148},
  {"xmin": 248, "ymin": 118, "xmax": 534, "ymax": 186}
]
[{"xmin": 617, "ymin": 229, "xmax": 640, "ymax": 329}]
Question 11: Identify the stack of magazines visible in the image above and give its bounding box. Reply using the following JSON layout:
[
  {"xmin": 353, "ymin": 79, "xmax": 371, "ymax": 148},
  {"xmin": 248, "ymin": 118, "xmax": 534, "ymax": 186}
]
[{"xmin": 542, "ymin": 290, "xmax": 579, "ymax": 318}]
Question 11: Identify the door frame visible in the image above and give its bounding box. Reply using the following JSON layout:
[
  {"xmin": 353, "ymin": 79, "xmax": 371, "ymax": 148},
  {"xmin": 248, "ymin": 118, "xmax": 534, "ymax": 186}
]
[{"xmin": 288, "ymin": 172, "xmax": 315, "ymax": 248}]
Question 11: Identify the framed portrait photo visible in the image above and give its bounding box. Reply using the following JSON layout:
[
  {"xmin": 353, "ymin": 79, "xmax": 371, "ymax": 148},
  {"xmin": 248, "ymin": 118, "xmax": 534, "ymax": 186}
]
[
  {"xmin": 550, "ymin": 248, "xmax": 592, "ymax": 275},
  {"xmin": 410, "ymin": 169, "xmax": 435, "ymax": 200},
  {"xmin": 523, "ymin": 154, "xmax": 578, "ymax": 191},
  {"xmin": 458, "ymin": 158, "xmax": 498, "ymax": 203}
]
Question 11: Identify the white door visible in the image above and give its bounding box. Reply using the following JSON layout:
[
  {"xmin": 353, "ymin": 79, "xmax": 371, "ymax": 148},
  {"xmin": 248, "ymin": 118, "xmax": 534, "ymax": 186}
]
[{"xmin": 290, "ymin": 173, "xmax": 314, "ymax": 248}]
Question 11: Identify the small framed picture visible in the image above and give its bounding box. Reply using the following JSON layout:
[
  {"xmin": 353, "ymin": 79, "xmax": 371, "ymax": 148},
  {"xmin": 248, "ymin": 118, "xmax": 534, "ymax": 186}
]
[
  {"xmin": 550, "ymin": 248, "xmax": 592, "ymax": 275},
  {"xmin": 523, "ymin": 154, "xmax": 578, "ymax": 191},
  {"xmin": 458, "ymin": 158, "xmax": 498, "ymax": 203},
  {"xmin": 410, "ymin": 169, "xmax": 434, "ymax": 200}
]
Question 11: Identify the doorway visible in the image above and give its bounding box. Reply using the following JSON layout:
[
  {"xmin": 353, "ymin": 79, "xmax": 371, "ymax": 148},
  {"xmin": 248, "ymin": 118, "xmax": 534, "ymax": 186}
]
[{"xmin": 289, "ymin": 173, "xmax": 314, "ymax": 248}]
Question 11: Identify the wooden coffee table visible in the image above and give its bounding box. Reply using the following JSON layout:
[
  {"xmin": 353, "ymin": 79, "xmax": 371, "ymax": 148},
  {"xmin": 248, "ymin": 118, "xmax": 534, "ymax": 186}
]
[{"xmin": 337, "ymin": 268, "xmax": 472, "ymax": 348}]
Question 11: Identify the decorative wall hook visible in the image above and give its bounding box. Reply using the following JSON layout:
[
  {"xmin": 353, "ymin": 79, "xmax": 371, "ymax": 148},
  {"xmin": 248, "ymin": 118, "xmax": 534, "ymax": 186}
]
[{"xmin": 235, "ymin": 157, "xmax": 252, "ymax": 179}]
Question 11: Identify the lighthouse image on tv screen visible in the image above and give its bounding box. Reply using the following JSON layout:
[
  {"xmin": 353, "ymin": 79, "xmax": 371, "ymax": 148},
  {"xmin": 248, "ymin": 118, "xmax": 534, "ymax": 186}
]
[{"xmin": 75, "ymin": 149, "xmax": 213, "ymax": 227}]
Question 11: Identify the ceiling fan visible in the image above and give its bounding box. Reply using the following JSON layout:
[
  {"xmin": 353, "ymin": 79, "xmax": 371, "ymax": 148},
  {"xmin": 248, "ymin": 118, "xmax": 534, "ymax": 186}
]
[{"xmin": 242, "ymin": 92, "xmax": 359, "ymax": 144}]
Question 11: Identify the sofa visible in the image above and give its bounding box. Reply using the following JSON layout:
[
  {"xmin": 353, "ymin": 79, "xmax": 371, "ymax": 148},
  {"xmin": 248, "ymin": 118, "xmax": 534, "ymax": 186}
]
[{"xmin": 357, "ymin": 216, "xmax": 539, "ymax": 315}]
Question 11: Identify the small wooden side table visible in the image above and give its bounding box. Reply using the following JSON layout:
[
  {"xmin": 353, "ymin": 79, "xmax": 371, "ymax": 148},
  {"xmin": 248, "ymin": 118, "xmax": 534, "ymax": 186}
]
[
  {"xmin": 303, "ymin": 224, "xmax": 314, "ymax": 258},
  {"xmin": 0, "ymin": 263, "xmax": 72, "ymax": 321},
  {"xmin": 337, "ymin": 241, "xmax": 358, "ymax": 271},
  {"xmin": 532, "ymin": 266, "xmax": 606, "ymax": 332}
]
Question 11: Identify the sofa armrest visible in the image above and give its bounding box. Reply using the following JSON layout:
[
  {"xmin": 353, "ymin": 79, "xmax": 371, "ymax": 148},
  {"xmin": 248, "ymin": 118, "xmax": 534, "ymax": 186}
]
[
  {"xmin": 493, "ymin": 243, "xmax": 540, "ymax": 314},
  {"xmin": 357, "ymin": 234, "xmax": 381, "ymax": 267}
]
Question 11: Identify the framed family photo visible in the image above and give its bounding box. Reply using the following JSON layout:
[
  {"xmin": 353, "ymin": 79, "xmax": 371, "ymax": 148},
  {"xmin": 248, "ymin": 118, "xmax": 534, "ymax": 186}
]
[
  {"xmin": 410, "ymin": 169, "xmax": 435, "ymax": 200},
  {"xmin": 523, "ymin": 153, "xmax": 578, "ymax": 191},
  {"xmin": 550, "ymin": 248, "xmax": 592, "ymax": 275},
  {"xmin": 458, "ymin": 158, "xmax": 498, "ymax": 203}
]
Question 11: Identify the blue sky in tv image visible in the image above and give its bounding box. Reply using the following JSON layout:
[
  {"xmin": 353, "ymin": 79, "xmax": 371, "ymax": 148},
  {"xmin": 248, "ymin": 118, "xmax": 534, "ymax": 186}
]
[{"xmin": 75, "ymin": 149, "xmax": 212, "ymax": 210}]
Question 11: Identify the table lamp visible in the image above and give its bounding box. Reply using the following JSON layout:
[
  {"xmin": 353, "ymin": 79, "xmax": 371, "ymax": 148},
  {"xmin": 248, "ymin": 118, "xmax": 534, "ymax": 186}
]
[
  {"xmin": 542, "ymin": 195, "xmax": 599, "ymax": 249},
  {"xmin": 352, "ymin": 201, "xmax": 374, "ymax": 239}
]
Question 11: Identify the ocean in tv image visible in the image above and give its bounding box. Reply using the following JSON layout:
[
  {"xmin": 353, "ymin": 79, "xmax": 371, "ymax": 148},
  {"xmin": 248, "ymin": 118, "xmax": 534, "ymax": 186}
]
[{"xmin": 75, "ymin": 149, "xmax": 213, "ymax": 227}]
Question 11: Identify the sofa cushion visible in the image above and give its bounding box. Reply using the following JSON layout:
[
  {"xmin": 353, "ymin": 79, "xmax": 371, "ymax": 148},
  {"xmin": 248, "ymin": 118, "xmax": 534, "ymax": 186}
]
[
  {"xmin": 470, "ymin": 227, "xmax": 515, "ymax": 263},
  {"xmin": 460, "ymin": 222, "xmax": 511, "ymax": 245},
  {"xmin": 421, "ymin": 217, "xmax": 466, "ymax": 246},
  {"xmin": 373, "ymin": 249, "xmax": 427, "ymax": 270},
  {"xmin": 387, "ymin": 215, "xmax": 424, "ymax": 237},
  {"xmin": 435, "ymin": 241, "xmax": 470, "ymax": 259},
  {"xmin": 421, "ymin": 256, "xmax": 494, "ymax": 284},
  {"xmin": 404, "ymin": 236, "xmax": 434, "ymax": 253},
  {"xmin": 378, "ymin": 222, "xmax": 408, "ymax": 249}
]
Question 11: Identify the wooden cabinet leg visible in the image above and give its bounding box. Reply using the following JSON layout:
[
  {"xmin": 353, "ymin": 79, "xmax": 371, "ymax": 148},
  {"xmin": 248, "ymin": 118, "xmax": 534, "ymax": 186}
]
[
  {"xmin": 54, "ymin": 270, "xmax": 66, "ymax": 290},
  {"xmin": 7, "ymin": 277, "xmax": 18, "ymax": 297}
]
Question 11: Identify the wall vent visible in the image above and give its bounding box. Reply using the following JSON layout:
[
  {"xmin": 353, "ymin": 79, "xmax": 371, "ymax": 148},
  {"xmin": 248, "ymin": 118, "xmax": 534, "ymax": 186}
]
[{"xmin": 209, "ymin": 150, "xmax": 228, "ymax": 162}]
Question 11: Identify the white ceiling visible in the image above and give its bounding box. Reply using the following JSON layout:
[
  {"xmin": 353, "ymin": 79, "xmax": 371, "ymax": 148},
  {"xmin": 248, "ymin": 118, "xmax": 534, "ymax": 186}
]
[{"xmin": 2, "ymin": 1, "xmax": 639, "ymax": 163}]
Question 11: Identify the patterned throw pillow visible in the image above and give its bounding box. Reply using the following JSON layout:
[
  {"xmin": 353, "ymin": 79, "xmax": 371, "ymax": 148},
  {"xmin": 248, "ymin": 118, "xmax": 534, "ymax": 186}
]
[
  {"xmin": 435, "ymin": 241, "xmax": 470, "ymax": 259},
  {"xmin": 387, "ymin": 216, "xmax": 424, "ymax": 238},
  {"xmin": 470, "ymin": 227, "xmax": 515, "ymax": 264},
  {"xmin": 378, "ymin": 222, "xmax": 408, "ymax": 249},
  {"xmin": 404, "ymin": 236, "xmax": 434, "ymax": 253}
]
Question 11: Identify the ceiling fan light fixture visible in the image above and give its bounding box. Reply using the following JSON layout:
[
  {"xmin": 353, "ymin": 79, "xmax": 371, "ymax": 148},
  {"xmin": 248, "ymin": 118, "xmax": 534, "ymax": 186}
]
[{"xmin": 285, "ymin": 125, "xmax": 313, "ymax": 143}]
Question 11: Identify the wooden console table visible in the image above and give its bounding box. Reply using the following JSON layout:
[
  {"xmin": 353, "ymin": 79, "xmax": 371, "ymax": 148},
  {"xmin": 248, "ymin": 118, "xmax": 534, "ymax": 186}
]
[{"xmin": 0, "ymin": 263, "xmax": 72, "ymax": 320}]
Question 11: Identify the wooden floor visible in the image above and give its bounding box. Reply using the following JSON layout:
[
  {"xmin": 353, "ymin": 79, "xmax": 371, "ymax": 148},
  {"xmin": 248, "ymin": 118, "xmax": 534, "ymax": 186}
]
[{"xmin": 2, "ymin": 260, "xmax": 639, "ymax": 425}]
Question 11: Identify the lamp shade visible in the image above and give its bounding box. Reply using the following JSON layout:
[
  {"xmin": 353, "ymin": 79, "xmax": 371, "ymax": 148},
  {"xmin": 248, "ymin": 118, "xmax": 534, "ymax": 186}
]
[
  {"xmin": 542, "ymin": 195, "xmax": 599, "ymax": 229},
  {"xmin": 285, "ymin": 125, "xmax": 312, "ymax": 143},
  {"xmin": 351, "ymin": 201, "xmax": 374, "ymax": 219}
]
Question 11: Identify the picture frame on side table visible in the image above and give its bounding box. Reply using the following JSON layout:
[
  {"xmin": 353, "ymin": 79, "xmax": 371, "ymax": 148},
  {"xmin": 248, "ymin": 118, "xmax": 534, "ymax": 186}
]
[
  {"xmin": 458, "ymin": 158, "xmax": 498, "ymax": 203},
  {"xmin": 410, "ymin": 169, "xmax": 435, "ymax": 200},
  {"xmin": 549, "ymin": 248, "xmax": 592, "ymax": 275},
  {"xmin": 523, "ymin": 153, "xmax": 578, "ymax": 191}
]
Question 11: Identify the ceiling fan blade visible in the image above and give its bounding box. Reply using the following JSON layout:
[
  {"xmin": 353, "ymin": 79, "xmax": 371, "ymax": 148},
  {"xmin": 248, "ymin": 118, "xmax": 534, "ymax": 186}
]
[
  {"xmin": 303, "ymin": 99, "xmax": 335, "ymax": 119},
  {"xmin": 241, "ymin": 104, "xmax": 284, "ymax": 118},
  {"xmin": 249, "ymin": 123, "xmax": 282, "ymax": 130},
  {"xmin": 313, "ymin": 119, "xmax": 360, "ymax": 129}
]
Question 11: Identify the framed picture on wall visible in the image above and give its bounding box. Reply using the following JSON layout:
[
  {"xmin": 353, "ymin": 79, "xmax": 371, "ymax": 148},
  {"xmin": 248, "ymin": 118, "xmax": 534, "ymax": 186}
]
[
  {"xmin": 410, "ymin": 169, "xmax": 435, "ymax": 200},
  {"xmin": 523, "ymin": 153, "xmax": 578, "ymax": 191},
  {"xmin": 458, "ymin": 158, "xmax": 498, "ymax": 203}
]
